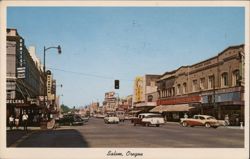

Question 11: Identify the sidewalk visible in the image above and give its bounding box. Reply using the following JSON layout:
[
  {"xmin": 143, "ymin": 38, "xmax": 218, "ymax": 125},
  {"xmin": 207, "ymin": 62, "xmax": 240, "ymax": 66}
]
[{"xmin": 7, "ymin": 127, "xmax": 42, "ymax": 147}]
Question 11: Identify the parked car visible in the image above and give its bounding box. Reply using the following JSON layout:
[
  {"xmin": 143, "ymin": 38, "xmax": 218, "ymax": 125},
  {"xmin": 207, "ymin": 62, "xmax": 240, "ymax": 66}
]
[
  {"xmin": 104, "ymin": 113, "xmax": 119, "ymax": 124},
  {"xmin": 132, "ymin": 113, "xmax": 165, "ymax": 127},
  {"xmin": 58, "ymin": 114, "xmax": 84, "ymax": 126},
  {"xmin": 81, "ymin": 116, "xmax": 90, "ymax": 122},
  {"xmin": 180, "ymin": 115, "xmax": 220, "ymax": 128}
]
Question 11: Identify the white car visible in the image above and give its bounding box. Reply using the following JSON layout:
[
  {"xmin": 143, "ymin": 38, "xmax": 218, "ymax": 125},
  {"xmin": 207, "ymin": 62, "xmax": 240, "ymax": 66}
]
[
  {"xmin": 104, "ymin": 114, "xmax": 119, "ymax": 124},
  {"xmin": 132, "ymin": 113, "xmax": 165, "ymax": 127}
]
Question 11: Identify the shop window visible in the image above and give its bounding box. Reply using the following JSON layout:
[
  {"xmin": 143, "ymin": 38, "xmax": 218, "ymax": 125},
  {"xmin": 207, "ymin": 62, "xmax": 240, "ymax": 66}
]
[
  {"xmin": 221, "ymin": 72, "xmax": 228, "ymax": 87},
  {"xmin": 232, "ymin": 70, "xmax": 240, "ymax": 86},
  {"xmin": 208, "ymin": 75, "xmax": 215, "ymax": 89}
]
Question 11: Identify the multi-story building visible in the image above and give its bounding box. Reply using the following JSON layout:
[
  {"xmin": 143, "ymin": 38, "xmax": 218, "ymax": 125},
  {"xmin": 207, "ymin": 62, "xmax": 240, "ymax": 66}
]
[
  {"xmin": 6, "ymin": 28, "xmax": 46, "ymax": 124},
  {"xmin": 103, "ymin": 91, "xmax": 118, "ymax": 112},
  {"xmin": 89, "ymin": 102, "xmax": 99, "ymax": 115},
  {"xmin": 118, "ymin": 95, "xmax": 133, "ymax": 112},
  {"xmin": 151, "ymin": 44, "xmax": 245, "ymax": 124},
  {"xmin": 132, "ymin": 74, "xmax": 160, "ymax": 114}
]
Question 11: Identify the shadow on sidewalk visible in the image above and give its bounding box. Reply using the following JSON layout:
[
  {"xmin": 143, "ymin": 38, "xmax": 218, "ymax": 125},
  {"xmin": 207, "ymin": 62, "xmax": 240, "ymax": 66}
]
[
  {"xmin": 11, "ymin": 129, "xmax": 89, "ymax": 147},
  {"xmin": 7, "ymin": 129, "xmax": 30, "ymax": 147}
]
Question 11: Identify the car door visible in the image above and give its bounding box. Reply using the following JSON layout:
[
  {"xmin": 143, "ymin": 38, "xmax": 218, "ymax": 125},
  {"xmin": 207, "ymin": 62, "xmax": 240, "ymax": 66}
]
[
  {"xmin": 199, "ymin": 116, "xmax": 206, "ymax": 125},
  {"xmin": 189, "ymin": 115, "xmax": 201, "ymax": 126}
]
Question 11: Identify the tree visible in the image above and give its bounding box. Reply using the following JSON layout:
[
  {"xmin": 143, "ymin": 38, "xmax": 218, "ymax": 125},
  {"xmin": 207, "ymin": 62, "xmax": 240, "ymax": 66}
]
[{"xmin": 60, "ymin": 104, "xmax": 71, "ymax": 113}]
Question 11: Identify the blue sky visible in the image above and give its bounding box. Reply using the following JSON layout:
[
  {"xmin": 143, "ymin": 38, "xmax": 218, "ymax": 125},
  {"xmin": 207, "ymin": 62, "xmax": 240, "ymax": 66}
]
[{"xmin": 7, "ymin": 7, "xmax": 244, "ymax": 107}]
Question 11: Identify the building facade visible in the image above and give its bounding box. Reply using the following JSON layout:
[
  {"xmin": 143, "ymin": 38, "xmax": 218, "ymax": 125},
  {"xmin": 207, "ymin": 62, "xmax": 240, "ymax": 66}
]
[
  {"xmin": 6, "ymin": 28, "xmax": 46, "ymax": 125},
  {"xmin": 132, "ymin": 74, "xmax": 160, "ymax": 114},
  {"xmin": 152, "ymin": 44, "xmax": 244, "ymax": 124},
  {"xmin": 103, "ymin": 91, "xmax": 118, "ymax": 112}
]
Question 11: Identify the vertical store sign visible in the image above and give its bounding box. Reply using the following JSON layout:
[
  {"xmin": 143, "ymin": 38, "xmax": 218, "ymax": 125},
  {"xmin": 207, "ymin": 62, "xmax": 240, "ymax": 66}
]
[
  {"xmin": 52, "ymin": 80, "xmax": 56, "ymax": 100},
  {"xmin": 17, "ymin": 38, "xmax": 26, "ymax": 79},
  {"xmin": 134, "ymin": 76, "xmax": 143, "ymax": 102},
  {"xmin": 47, "ymin": 74, "xmax": 52, "ymax": 100},
  {"xmin": 19, "ymin": 38, "xmax": 23, "ymax": 67}
]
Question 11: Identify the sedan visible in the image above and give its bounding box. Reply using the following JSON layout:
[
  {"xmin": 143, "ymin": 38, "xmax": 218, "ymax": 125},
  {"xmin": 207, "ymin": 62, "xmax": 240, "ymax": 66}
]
[{"xmin": 180, "ymin": 115, "xmax": 220, "ymax": 128}]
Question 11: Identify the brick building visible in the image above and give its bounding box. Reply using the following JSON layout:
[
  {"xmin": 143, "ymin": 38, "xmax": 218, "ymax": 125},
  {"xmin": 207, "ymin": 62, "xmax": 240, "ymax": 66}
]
[{"xmin": 151, "ymin": 44, "xmax": 245, "ymax": 125}]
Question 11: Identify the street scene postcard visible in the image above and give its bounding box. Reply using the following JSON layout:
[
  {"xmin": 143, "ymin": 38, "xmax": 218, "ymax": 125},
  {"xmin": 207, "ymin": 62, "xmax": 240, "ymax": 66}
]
[{"xmin": 0, "ymin": 1, "xmax": 249, "ymax": 159}]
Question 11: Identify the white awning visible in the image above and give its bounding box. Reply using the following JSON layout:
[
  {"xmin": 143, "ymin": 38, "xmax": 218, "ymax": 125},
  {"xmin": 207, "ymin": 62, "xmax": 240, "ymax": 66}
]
[
  {"xmin": 129, "ymin": 110, "xmax": 142, "ymax": 114},
  {"xmin": 150, "ymin": 104, "xmax": 194, "ymax": 113}
]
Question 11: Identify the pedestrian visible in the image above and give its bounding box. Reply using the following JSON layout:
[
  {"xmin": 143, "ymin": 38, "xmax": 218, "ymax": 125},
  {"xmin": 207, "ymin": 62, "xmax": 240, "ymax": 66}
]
[
  {"xmin": 15, "ymin": 115, "xmax": 20, "ymax": 130},
  {"xmin": 184, "ymin": 113, "xmax": 188, "ymax": 119},
  {"xmin": 9, "ymin": 115, "xmax": 14, "ymax": 130},
  {"xmin": 22, "ymin": 112, "xmax": 29, "ymax": 131},
  {"xmin": 224, "ymin": 114, "xmax": 229, "ymax": 126},
  {"xmin": 236, "ymin": 117, "xmax": 239, "ymax": 126}
]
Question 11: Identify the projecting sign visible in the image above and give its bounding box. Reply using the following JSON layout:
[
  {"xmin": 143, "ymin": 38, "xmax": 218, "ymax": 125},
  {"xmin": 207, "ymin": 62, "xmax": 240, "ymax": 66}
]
[{"xmin": 17, "ymin": 67, "xmax": 26, "ymax": 79}]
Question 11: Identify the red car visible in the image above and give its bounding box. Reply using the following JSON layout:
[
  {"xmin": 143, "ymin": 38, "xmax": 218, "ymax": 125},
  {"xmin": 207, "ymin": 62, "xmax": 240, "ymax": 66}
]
[{"xmin": 180, "ymin": 115, "xmax": 220, "ymax": 128}]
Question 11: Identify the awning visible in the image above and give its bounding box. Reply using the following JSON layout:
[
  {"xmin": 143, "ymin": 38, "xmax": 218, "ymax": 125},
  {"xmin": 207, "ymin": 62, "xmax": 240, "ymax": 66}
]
[
  {"xmin": 150, "ymin": 104, "xmax": 194, "ymax": 113},
  {"xmin": 129, "ymin": 110, "xmax": 142, "ymax": 114}
]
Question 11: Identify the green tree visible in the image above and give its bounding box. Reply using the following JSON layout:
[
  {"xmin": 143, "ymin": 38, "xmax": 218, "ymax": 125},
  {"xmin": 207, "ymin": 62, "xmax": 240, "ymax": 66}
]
[{"xmin": 60, "ymin": 104, "xmax": 71, "ymax": 113}]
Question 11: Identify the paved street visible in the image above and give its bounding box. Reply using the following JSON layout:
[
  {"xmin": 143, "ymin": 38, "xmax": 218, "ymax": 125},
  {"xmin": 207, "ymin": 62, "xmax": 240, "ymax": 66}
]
[{"xmin": 8, "ymin": 118, "xmax": 244, "ymax": 148}]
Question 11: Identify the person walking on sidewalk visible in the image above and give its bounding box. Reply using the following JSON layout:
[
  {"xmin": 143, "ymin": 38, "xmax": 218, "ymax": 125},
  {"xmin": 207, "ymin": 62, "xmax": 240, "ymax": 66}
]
[
  {"xmin": 9, "ymin": 115, "xmax": 14, "ymax": 130},
  {"xmin": 22, "ymin": 112, "xmax": 28, "ymax": 131},
  {"xmin": 184, "ymin": 113, "xmax": 188, "ymax": 119},
  {"xmin": 15, "ymin": 115, "xmax": 20, "ymax": 130},
  {"xmin": 224, "ymin": 114, "xmax": 230, "ymax": 126}
]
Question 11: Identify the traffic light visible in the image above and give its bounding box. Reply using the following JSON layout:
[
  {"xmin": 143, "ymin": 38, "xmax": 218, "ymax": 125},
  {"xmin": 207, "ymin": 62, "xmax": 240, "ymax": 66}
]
[{"xmin": 115, "ymin": 80, "xmax": 119, "ymax": 89}]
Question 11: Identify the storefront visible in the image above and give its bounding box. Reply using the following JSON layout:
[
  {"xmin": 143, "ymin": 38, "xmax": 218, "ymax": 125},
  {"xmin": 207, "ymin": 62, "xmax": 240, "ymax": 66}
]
[
  {"xmin": 7, "ymin": 99, "xmax": 44, "ymax": 127},
  {"xmin": 150, "ymin": 104, "xmax": 196, "ymax": 121},
  {"xmin": 201, "ymin": 87, "xmax": 244, "ymax": 125},
  {"xmin": 152, "ymin": 95, "xmax": 201, "ymax": 121}
]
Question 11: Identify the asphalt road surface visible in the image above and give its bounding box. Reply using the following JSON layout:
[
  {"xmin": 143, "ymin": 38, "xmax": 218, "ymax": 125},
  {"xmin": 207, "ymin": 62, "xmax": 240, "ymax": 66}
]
[{"xmin": 12, "ymin": 118, "xmax": 244, "ymax": 148}]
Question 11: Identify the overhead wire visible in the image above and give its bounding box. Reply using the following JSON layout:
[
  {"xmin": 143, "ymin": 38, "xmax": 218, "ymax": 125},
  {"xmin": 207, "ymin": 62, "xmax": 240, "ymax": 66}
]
[{"xmin": 47, "ymin": 67, "xmax": 134, "ymax": 82}]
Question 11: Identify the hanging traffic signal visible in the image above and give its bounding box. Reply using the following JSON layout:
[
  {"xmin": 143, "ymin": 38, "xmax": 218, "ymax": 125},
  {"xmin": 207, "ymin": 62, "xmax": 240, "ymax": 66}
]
[{"xmin": 115, "ymin": 80, "xmax": 119, "ymax": 89}]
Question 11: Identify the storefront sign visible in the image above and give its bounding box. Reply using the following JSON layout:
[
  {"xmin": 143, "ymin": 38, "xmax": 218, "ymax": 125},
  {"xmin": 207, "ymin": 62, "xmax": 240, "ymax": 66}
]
[
  {"xmin": 39, "ymin": 96, "xmax": 47, "ymax": 101},
  {"xmin": 134, "ymin": 76, "xmax": 144, "ymax": 102},
  {"xmin": 7, "ymin": 99, "xmax": 25, "ymax": 104},
  {"xmin": 105, "ymin": 91, "xmax": 115, "ymax": 99},
  {"xmin": 157, "ymin": 96, "xmax": 201, "ymax": 105},
  {"xmin": 17, "ymin": 67, "xmax": 26, "ymax": 79},
  {"xmin": 47, "ymin": 74, "xmax": 52, "ymax": 96}
]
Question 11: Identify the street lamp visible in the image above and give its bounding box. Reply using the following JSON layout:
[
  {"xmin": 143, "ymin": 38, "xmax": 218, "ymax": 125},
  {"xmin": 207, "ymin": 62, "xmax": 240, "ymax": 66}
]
[{"xmin": 43, "ymin": 45, "xmax": 62, "ymax": 116}]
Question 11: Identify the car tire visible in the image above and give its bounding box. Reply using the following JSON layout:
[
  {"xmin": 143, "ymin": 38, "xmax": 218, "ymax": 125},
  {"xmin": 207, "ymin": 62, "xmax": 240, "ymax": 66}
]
[
  {"xmin": 213, "ymin": 126, "xmax": 218, "ymax": 129},
  {"xmin": 156, "ymin": 124, "xmax": 160, "ymax": 127},
  {"xmin": 134, "ymin": 123, "xmax": 136, "ymax": 126},
  {"xmin": 205, "ymin": 123, "xmax": 211, "ymax": 128},
  {"xmin": 182, "ymin": 122, "xmax": 188, "ymax": 127},
  {"xmin": 146, "ymin": 123, "xmax": 149, "ymax": 127}
]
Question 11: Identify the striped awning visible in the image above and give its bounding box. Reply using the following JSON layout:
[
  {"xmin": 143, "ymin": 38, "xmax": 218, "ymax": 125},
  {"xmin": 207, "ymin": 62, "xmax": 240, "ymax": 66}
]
[{"xmin": 150, "ymin": 104, "xmax": 194, "ymax": 113}]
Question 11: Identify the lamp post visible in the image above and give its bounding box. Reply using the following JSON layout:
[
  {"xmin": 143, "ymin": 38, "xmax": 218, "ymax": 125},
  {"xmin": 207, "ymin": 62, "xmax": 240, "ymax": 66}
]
[{"xmin": 43, "ymin": 45, "xmax": 61, "ymax": 119}]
